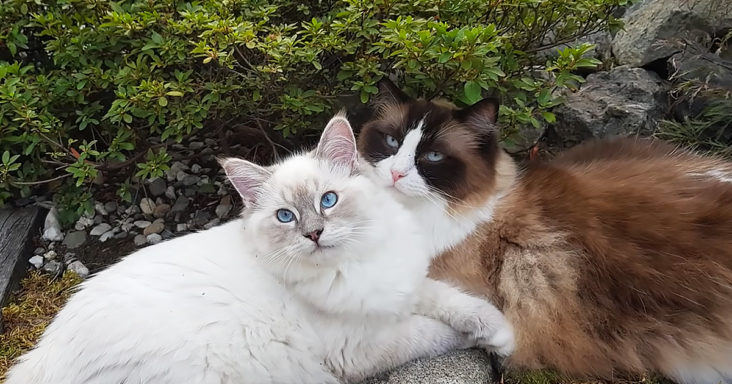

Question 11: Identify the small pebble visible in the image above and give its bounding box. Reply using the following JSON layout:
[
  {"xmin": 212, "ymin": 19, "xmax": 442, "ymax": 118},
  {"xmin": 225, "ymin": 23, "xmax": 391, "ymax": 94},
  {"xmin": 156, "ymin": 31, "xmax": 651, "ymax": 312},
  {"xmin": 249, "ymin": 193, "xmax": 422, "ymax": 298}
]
[
  {"xmin": 43, "ymin": 250, "xmax": 57, "ymax": 260},
  {"xmin": 134, "ymin": 234, "xmax": 147, "ymax": 246},
  {"xmin": 43, "ymin": 260, "xmax": 63, "ymax": 277},
  {"xmin": 143, "ymin": 220, "xmax": 165, "ymax": 236},
  {"xmin": 104, "ymin": 201, "xmax": 118, "ymax": 214},
  {"xmin": 146, "ymin": 233, "xmax": 163, "ymax": 245},
  {"xmin": 29, "ymin": 255, "xmax": 44, "ymax": 269},
  {"xmin": 139, "ymin": 197, "xmax": 156, "ymax": 215},
  {"xmin": 99, "ymin": 230, "xmax": 116, "ymax": 242},
  {"xmin": 153, "ymin": 204, "xmax": 171, "ymax": 219},
  {"xmin": 134, "ymin": 220, "xmax": 152, "ymax": 229},
  {"xmin": 165, "ymin": 185, "xmax": 177, "ymax": 200},
  {"xmin": 67, "ymin": 260, "xmax": 89, "ymax": 278},
  {"xmin": 90, "ymin": 223, "xmax": 112, "ymax": 236}
]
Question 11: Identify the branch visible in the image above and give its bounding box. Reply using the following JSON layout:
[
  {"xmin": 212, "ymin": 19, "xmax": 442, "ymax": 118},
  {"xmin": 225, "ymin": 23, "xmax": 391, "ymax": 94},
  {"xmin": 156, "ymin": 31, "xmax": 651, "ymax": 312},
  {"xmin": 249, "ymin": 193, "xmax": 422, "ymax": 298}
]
[{"xmin": 10, "ymin": 173, "xmax": 71, "ymax": 186}]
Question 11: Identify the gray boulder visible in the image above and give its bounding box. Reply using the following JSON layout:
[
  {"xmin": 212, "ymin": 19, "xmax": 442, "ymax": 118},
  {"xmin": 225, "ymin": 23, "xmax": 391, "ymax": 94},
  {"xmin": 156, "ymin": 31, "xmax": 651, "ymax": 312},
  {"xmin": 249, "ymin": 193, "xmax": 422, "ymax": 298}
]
[
  {"xmin": 613, "ymin": 0, "xmax": 732, "ymax": 66},
  {"xmin": 361, "ymin": 349, "xmax": 494, "ymax": 384},
  {"xmin": 553, "ymin": 66, "xmax": 668, "ymax": 145}
]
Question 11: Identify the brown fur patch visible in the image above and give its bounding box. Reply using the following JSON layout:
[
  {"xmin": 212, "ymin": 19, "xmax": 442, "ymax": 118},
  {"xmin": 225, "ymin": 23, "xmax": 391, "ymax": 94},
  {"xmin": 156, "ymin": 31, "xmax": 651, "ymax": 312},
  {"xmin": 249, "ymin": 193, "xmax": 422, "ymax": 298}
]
[{"xmin": 430, "ymin": 138, "xmax": 732, "ymax": 381}]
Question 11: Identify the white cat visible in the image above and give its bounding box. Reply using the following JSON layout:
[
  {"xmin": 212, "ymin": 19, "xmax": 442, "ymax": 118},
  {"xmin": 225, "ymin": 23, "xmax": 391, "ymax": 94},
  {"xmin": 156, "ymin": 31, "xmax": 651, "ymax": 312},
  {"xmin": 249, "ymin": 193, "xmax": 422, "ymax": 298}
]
[{"xmin": 6, "ymin": 115, "xmax": 513, "ymax": 384}]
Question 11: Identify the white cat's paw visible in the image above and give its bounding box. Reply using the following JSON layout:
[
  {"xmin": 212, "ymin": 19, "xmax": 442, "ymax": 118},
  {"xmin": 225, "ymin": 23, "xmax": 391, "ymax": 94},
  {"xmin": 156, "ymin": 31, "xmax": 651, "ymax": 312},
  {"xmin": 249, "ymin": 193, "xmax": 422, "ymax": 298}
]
[
  {"xmin": 458, "ymin": 308, "xmax": 515, "ymax": 357},
  {"xmin": 480, "ymin": 321, "xmax": 515, "ymax": 357}
]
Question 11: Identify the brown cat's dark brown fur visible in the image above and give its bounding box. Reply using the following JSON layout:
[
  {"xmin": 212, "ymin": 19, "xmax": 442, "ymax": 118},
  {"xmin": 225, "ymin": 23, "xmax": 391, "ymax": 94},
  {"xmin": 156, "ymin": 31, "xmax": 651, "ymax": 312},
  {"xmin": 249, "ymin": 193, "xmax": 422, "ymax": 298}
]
[{"xmin": 358, "ymin": 80, "xmax": 732, "ymax": 383}]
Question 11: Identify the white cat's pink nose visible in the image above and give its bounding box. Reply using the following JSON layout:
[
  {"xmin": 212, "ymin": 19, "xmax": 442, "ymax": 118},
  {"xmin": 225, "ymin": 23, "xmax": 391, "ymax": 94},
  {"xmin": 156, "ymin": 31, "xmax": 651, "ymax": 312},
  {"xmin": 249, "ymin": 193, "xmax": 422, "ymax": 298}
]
[{"xmin": 391, "ymin": 170, "xmax": 405, "ymax": 183}]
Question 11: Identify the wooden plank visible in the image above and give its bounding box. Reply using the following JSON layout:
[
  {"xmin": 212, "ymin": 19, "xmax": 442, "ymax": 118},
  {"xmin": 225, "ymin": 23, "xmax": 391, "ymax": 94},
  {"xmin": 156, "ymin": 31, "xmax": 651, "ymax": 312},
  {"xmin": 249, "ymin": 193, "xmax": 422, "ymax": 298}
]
[{"xmin": 0, "ymin": 207, "xmax": 45, "ymax": 332}]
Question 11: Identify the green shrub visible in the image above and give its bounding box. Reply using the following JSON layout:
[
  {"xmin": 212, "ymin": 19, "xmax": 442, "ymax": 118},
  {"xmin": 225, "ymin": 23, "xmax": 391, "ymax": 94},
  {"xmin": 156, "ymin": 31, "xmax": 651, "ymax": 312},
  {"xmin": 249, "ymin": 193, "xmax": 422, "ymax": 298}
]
[{"xmin": 0, "ymin": 0, "xmax": 628, "ymax": 213}]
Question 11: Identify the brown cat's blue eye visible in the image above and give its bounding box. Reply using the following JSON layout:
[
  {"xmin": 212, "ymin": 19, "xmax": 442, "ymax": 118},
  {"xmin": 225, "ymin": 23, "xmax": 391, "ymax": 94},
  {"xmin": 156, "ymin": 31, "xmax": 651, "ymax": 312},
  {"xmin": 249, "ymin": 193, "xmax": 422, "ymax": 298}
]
[
  {"xmin": 276, "ymin": 209, "xmax": 295, "ymax": 223},
  {"xmin": 320, "ymin": 191, "xmax": 338, "ymax": 209},
  {"xmin": 424, "ymin": 151, "xmax": 445, "ymax": 162},
  {"xmin": 384, "ymin": 134, "xmax": 399, "ymax": 148}
]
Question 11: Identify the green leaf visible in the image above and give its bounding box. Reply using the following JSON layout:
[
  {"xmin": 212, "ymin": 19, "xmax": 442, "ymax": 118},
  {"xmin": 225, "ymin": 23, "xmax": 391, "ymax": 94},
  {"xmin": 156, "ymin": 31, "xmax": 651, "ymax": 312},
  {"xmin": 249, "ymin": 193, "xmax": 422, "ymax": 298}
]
[
  {"xmin": 438, "ymin": 52, "xmax": 451, "ymax": 63},
  {"xmin": 158, "ymin": 97, "xmax": 168, "ymax": 107},
  {"xmin": 123, "ymin": 114, "xmax": 133, "ymax": 124},
  {"xmin": 166, "ymin": 91, "xmax": 184, "ymax": 97},
  {"xmin": 541, "ymin": 111, "xmax": 556, "ymax": 124},
  {"xmin": 464, "ymin": 81, "xmax": 482, "ymax": 104},
  {"xmin": 1, "ymin": 151, "xmax": 9, "ymax": 164}
]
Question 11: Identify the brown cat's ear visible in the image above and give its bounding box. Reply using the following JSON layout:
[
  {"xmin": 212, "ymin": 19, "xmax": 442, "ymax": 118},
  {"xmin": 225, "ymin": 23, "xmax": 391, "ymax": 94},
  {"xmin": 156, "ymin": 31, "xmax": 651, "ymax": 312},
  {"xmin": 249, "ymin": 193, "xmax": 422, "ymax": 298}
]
[
  {"xmin": 454, "ymin": 97, "xmax": 499, "ymax": 125},
  {"xmin": 375, "ymin": 78, "xmax": 412, "ymax": 106},
  {"xmin": 219, "ymin": 157, "xmax": 271, "ymax": 204}
]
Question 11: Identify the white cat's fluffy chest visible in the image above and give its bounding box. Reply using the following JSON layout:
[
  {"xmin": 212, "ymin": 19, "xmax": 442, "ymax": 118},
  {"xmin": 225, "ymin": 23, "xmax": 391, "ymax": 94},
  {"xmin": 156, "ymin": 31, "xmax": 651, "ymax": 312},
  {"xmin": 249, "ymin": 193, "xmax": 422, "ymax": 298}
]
[{"xmin": 7, "ymin": 220, "xmax": 335, "ymax": 384}]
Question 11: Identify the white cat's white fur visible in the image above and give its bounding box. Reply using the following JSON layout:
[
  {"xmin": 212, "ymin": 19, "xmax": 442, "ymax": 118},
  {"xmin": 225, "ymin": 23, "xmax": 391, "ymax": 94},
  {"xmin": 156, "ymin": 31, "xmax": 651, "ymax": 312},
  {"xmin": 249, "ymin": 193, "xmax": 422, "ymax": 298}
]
[{"xmin": 6, "ymin": 116, "xmax": 512, "ymax": 384}]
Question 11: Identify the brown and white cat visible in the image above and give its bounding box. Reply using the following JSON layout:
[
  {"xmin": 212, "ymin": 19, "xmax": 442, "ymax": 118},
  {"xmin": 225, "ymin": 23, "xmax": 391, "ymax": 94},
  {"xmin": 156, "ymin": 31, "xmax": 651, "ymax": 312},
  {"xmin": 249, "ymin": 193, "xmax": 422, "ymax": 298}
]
[{"xmin": 356, "ymin": 79, "xmax": 732, "ymax": 384}]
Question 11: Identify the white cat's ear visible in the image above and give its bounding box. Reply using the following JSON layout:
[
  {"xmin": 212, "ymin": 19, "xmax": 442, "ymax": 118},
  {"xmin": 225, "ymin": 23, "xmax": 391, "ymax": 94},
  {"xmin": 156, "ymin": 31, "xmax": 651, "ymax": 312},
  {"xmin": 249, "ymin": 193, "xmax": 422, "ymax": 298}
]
[
  {"xmin": 316, "ymin": 113, "xmax": 357, "ymax": 171},
  {"xmin": 219, "ymin": 157, "xmax": 271, "ymax": 203}
]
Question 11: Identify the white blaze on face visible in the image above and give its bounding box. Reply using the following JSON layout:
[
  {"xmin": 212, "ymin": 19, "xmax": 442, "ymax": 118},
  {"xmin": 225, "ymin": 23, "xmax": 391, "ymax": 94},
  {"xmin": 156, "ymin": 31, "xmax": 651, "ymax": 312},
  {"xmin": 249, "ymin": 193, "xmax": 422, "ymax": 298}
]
[{"xmin": 371, "ymin": 117, "xmax": 432, "ymax": 197}]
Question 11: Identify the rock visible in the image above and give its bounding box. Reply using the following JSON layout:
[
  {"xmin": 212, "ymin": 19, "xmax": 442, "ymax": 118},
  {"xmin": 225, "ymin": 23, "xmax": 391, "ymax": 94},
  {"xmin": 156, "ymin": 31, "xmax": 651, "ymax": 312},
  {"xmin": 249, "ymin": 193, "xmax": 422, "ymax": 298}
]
[
  {"xmin": 553, "ymin": 66, "xmax": 668, "ymax": 146},
  {"xmin": 176, "ymin": 223, "xmax": 188, "ymax": 232},
  {"xmin": 43, "ymin": 250, "xmax": 57, "ymax": 260},
  {"xmin": 203, "ymin": 218, "xmax": 220, "ymax": 230},
  {"xmin": 148, "ymin": 177, "xmax": 167, "ymax": 197},
  {"xmin": 104, "ymin": 201, "xmax": 118, "ymax": 214},
  {"xmin": 93, "ymin": 214, "xmax": 104, "ymax": 224},
  {"xmin": 361, "ymin": 349, "xmax": 493, "ymax": 384},
  {"xmin": 42, "ymin": 260, "xmax": 64, "ymax": 277},
  {"xmin": 165, "ymin": 161, "xmax": 189, "ymax": 182},
  {"xmin": 43, "ymin": 250, "xmax": 57, "ymax": 261},
  {"xmin": 134, "ymin": 234, "xmax": 147, "ymax": 246},
  {"xmin": 215, "ymin": 195, "xmax": 233, "ymax": 219},
  {"xmin": 153, "ymin": 203, "xmax": 171, "ymax": 219},
  {"xmin": 67, "ymin": 260, "xmax": 89, "ymax": 278},
  {"xmin": 146, "ymin": 233, "xmax": 163, "ymax": 245},
  {"xmin": 74, "ymin": 215, "xmax": 94, "ymax": 231},
  {"xmin": 668, "ymin": 49, "xmax": 732, "ymax": 90},
  {"xmin": 668, "ymin": 50, "xmax": 732, "ymax": 119},
  {"xmin": 612, "ymin": 0, "xmax": 732, "ymax": 67},
  {"xmin": 134, "ymin": 220, "xmax": 152, "ymax": 229},
  {"xmin": 99, "ymin": 230, "xmax": 116, "ymax": 242},
  {"xmin": 176, "ymin": 170, "xmax": 189, "ymax": 182},
  {"xmin": 34, "ymin": 247, "xmax": 45, "ymax": 255},
  {"xmin": 94, "ymin": 201, "xmax": 108, "ymax": 216},
  {"xmin": 139, "ymin": 197, "xmax": 156, "ymax": 215},
  {"xmin": 42, "ymin": 208, "xmax": 64, "ymax": 242},
  {"xmin": 189, "ymin": 141, "xmax": 204, "ymax": 150},
  {"xmin": 29, "ymin": 255, "xmax": 44, "ymax": 269},
  {"xmin": 90, "ymin": 223, "xmax": 112, "ymax": 236},
  {"xmin": 161, "ymin": 229, "xmax": 175, "ymax": 239},
  {"xmin": 182, "ymin": 175, "xmax": 200, "ymax": 186},
  {"xmin": 114, "ymin": 231, "xmax": 128, "ymax": 240},
  {"xmin": 171, "ymin": 196, "xmax": 190, "ymax": 213},
  {"xmin": 63, "ymin": 231, "xmax": 88, "ymax": 249},
  {"xmin": 198, "ymin": 183, "xmax": 216, "ymax": 194},
  {"xmin": 191, "ymin": 164, "xmax": 202, "ymax": 174},
  {"xmin": 143, "ymin": 220, "xmax": 165, "ymax": 236},
  {"xmin": 192, "ymin": 211, "xmax": 212, "ymax": 227},
  {"xmin": 165, "ymin": 185, "xmax": 177, "ymax": 200}
]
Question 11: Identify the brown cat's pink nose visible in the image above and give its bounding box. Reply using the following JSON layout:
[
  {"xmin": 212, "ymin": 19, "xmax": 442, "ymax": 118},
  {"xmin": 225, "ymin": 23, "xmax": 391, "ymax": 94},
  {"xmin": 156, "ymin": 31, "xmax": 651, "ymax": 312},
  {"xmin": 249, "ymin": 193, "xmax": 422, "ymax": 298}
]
[
  {"xmin": 304, "ymin": 229, "xmax": 323, "ymax": 243},
  {"xmin": 391, "ymin": 170, "xmax": 405, "ymax": 183}
]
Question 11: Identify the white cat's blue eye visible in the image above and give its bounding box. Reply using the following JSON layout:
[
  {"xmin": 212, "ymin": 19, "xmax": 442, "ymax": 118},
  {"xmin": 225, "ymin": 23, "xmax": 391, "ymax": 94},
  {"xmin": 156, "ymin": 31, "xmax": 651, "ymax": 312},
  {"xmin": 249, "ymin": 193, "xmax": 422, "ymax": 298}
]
[
  {"xmin": 320, "ymin": 191, "xmax": 338, "ymax": 209},
  {"xmin": 384, "ymin": 134, "xmax": 399, "ymax": 148},
  {"xmin": 424, "ymin": 151, "xmax": 445, "ymax": 162},
  {"xmin": 276, "ymin": 209, "xmax": 295, "ymax": 223}
]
